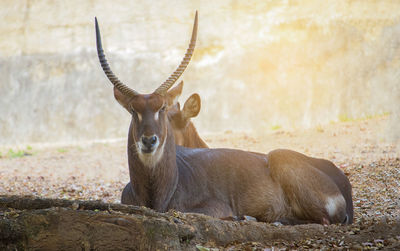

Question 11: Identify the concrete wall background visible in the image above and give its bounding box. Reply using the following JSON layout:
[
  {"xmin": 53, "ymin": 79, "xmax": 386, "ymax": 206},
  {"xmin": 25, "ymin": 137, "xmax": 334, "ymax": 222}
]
[{"xmin": 1, "ymin": 0, "xmax": 400, "ymax": 145}]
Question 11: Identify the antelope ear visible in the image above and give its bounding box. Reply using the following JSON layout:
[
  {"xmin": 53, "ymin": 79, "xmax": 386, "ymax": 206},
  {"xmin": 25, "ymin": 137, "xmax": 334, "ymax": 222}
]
[
  {"xmin": 166, "ymin": 81, "xmax": 184, "ymax": 107},
  {"xmin": 113, "ymin": 87, "xmax": 132, "ymax": 112},
  {"xmin": 182, "ymin": 93, "xmax": 201, "ymax": 119}
]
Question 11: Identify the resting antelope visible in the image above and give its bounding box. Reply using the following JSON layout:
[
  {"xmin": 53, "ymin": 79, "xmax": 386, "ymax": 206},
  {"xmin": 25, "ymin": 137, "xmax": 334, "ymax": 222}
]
[
  {"xmin": 168, "ymin": 87, "xmax": 353, "ymax": 224},
  {"xmin": 167, "ymin": 87, "xmax": 353, "ymax": 224},
  {"xmin": 95, "ymin": 12, "xmax": 352, "ymax": 224}
]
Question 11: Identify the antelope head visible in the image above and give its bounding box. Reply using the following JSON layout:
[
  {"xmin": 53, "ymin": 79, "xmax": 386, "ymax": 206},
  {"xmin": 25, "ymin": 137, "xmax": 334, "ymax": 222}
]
[
  {"xmin": 168, "ymin": 93, "xmax": 201, "ymax": 146},
  {"xmin": 164, "ymin": 80, "xmax": 202, "ymax": 146},
  {"xmin": 95, "ymin": 12, "xmax": 198, "ymax": 167}
]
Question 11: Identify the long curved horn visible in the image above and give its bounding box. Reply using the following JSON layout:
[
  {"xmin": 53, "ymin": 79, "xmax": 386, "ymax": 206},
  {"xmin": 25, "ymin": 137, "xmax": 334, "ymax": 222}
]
[
  {"xmin": 154, "ymin": 11, "xmax": 198, "ymax": 95},
  {"xmin": 95, "ymin": 17, "xmax": 139, "ymax": 97}
]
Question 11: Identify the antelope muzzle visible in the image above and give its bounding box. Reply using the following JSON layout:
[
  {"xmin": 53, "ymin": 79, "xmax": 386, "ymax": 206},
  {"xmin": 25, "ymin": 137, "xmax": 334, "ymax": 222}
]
[{"xmin": 140, "ymin": 135, "xmax": 159, "ymax": 153}]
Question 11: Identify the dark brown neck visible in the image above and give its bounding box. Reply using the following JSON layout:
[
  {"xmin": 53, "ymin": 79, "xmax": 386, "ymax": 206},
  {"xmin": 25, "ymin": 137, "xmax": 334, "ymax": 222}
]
[
  {"xmin": 184, "ymin": 122, "xmax": 208, "ymax": 148},
  {"xmin": 127, "ymin": 122, "xmax": 178, "ymax": 212}
]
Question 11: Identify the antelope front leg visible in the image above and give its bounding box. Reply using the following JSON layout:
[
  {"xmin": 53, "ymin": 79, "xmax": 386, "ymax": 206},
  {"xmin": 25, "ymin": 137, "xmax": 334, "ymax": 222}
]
[{"xmin": 121, "ymin": 182, "xmax": 140, "ymax": 205}]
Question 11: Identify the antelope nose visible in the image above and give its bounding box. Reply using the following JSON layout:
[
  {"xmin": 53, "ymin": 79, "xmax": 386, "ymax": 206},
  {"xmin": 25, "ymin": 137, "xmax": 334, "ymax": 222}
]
[{"xmin": 141, "ymin": 135, "xmax": 158, "ymax": 149}]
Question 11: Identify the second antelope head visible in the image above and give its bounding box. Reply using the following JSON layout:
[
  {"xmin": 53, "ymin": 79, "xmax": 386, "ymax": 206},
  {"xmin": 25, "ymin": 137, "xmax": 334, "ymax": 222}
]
[{"xmin": 95, "ymin": 12, "xmax": 198, "ymax": 167}]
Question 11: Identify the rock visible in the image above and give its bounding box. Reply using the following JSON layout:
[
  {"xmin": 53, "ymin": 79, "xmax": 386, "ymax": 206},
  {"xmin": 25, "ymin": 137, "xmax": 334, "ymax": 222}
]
[{"xmin": 1, "ymin": 195, "xmax": 400, "ymax": 250}]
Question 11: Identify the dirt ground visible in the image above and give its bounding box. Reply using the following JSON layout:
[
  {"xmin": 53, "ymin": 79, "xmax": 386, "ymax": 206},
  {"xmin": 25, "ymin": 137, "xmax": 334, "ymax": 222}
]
[{"xmin": 1, "ymin": 116, "xmax": 400, "ymax": 250}]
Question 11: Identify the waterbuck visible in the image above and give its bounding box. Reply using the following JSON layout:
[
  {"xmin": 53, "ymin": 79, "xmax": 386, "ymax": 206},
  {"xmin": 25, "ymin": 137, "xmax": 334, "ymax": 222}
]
[
  {"xmin": 170, "ymin": 88, "xmax": 353, "ymax": 223},
  {"xmin": 95, "ymin": 12, "xmax": 352, "ymax": 224},
  {"xmin": 166, "ymin": 90, "xmax": 353, "ymax": 223}
]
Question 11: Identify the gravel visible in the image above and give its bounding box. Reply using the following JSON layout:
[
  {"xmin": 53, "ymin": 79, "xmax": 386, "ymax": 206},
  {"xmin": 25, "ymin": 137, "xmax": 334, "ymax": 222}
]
[{"xmin": 1, "ymin": 116, "xmax": 399, "ymax": 249}]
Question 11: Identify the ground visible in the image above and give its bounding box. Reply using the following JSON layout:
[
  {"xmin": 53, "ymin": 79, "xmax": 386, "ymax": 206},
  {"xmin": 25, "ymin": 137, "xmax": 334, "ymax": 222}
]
[{"xmin": 1, "ymin": 116, "xmax": 399, "ymax": 250}]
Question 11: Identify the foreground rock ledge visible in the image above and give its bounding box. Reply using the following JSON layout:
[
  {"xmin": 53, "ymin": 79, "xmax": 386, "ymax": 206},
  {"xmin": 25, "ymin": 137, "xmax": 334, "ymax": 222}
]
[{"xmin": 0, "ymin": 196, "xmax": 399, "ymax": 250}]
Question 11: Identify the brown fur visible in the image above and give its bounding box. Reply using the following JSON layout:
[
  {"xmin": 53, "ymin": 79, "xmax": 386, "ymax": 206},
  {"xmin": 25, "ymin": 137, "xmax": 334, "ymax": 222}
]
[
  {"xmin": 165, "ymin": 89, "xmax": 353, "ymax": 223},
  {"xmin": 167, "ymin": 101, "xmax": 208, "ymax": 148}
]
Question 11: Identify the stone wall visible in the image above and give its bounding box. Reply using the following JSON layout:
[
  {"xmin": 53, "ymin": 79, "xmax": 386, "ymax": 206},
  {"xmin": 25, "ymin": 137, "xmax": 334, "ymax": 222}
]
[{"xmin": 1, "ymin": 0, "xmax": 400, "ymax": 144}]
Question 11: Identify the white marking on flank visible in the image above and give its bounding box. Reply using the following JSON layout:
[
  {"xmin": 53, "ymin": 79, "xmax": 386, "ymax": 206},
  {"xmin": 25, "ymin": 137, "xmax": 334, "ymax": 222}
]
[{"xmin": 325, "ymin": 195, "xmax": 345, "ymax": 217}]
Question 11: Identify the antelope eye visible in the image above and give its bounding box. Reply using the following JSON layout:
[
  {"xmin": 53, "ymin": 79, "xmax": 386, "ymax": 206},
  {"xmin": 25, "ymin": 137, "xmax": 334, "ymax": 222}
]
[
  {"xmin": 130, "ymin": 108, "xmax": 137, "ymax": 115},
  {"xmin": 160, "ymin": 106, "xmax": 166, "ymax": 113}
]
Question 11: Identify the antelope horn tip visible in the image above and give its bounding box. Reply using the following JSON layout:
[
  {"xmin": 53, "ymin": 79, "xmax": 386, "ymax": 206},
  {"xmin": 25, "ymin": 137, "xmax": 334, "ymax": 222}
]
[
  {"xmin": 95, "ymin": 17, "xmax": 139, "ymax": 97},
  {"xmin": 154, "ymin": 11, "xmax": 199, "ymax": 95}
]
